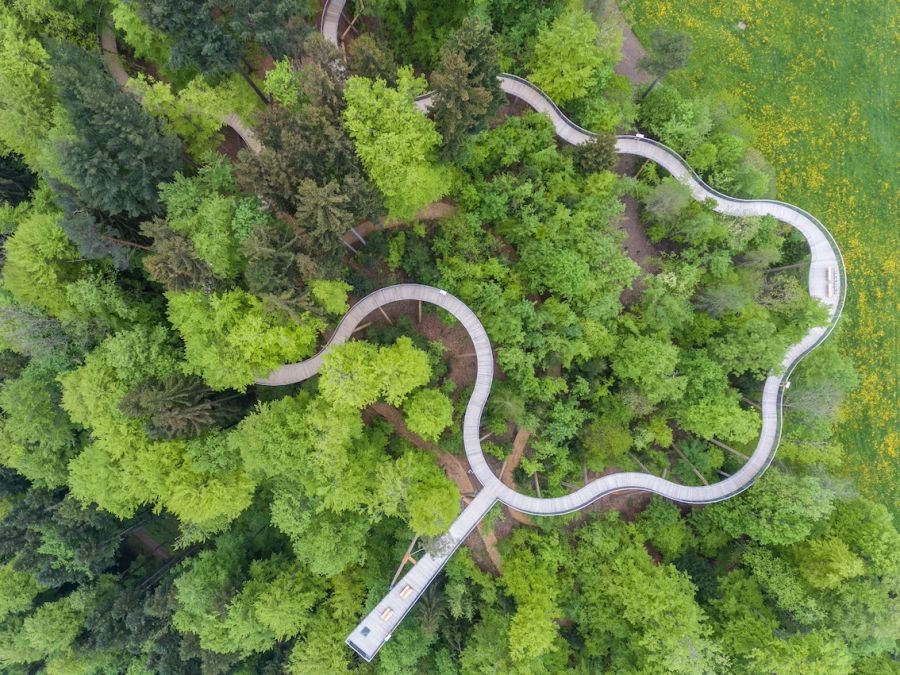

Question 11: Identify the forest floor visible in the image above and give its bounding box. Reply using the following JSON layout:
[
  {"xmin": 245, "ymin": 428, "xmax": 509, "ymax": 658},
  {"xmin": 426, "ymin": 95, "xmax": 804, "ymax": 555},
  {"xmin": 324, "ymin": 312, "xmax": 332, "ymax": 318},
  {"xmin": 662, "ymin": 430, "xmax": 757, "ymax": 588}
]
[
  {"xmin": 624, "ymin": 0, "xmax": 899, "ymax": 518},
  {"xmin": 366, "ymin": 402, "xmax": 503, "ymax": 573},
  {"xmin": 607, "ymin": 1, "xmax": 652, "ymax": 86},
  {"xmin": 128, "ymin": 529, "xmax": 172, "ymax": 561}
]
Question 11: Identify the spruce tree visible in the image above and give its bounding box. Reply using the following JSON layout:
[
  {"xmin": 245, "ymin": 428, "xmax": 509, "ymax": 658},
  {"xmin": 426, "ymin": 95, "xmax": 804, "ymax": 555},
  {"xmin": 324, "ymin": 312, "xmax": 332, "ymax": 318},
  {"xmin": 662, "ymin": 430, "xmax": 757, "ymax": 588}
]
[
  {"xmin": 430, "ymin": 18, "xmax": 504, "ymax": 159},
  {"xmin": 120, "ymin": 373, "xmax": 247, "ymax": 440},
  {"xmin": 49, "ymin": 42, "xmax": 181, "ymax": 218}
]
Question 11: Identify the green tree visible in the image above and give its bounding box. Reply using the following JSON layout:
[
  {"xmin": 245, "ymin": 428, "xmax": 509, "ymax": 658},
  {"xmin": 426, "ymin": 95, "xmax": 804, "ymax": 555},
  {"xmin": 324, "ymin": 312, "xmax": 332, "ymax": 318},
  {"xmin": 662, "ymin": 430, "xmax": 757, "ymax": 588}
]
[
  {"xmin": 636, "ymin": 497, "xmax": 690, "ymax": 561},
  {"xmin": 403, "ymin": 389, "xmax": 454, "ymax": 442},
  {"xmin": 791, "ymin": 537, "xmax": 865, "ymax": 590},
  {"xmin": 294, "ymin": 178, "xmax": 355, "ymax": 258},
  {"xmin": 241, "ymin": 218, "xmax": 317, "ymax": 319},
  {"xmin": 581, "ymin": 418, "xmax": 632, "ymax": 472},
  {"xmin": 643, "ymin": 176, "xmax": 692, "ymax": 222},
  {"xmin": 166, "ymin": 289, "xmax": 324, "ymax": 391},
  {"xmin": 171, "ymin": 534, "xmax": 302, "ymax": 656},
  {"xmin": 639, "ymin": 85, "xmax": 712, "ymax": 153},
  {"xmin": 500, "ymin": 530, "xmax": 570, "ymax": 664},
  {"xmin": 695, "ymin": 469, "xmax": 834, "ymax": 546},
  {"xmin": 158, "ymin": 158, "xmax": 264, "ymax": 279},
  {"xmin": 0, "ymin": 488, "xmax": 133, "ymax": 587},
  {"xmin": 309, "ymin": 280, "xmax": 350, "ymax": 316},
  {"xmin": 429, "ymin": 18, "xmax": 504, "ymax": 159},
  {"xmin": 141, "ymin": 217, "xmax": 221, "ymax": 292},
  {"xmin": 319, "ymin": 337, "xmax": 432, "ymax": 410},
  {"xmin": 343, "ymin": 67, "xmax": 451, "ymax": 220},
  {"xmin": 236, "ymin": 104, "xmax": 380, "ymax": 220},
  {"xmin": 0, "ymin": 586, "xmax": 95, "ymax": 668},
  {"xmin": 638, "ymin": 28, "xmax": 693, "ymax": 93},
  {"xmin": 0, "ymin": 366, "xmax": 80, "ymax": 487},
  {"xmin": 348, "ymin": 34, "xmax": 398, "ymax": 83},
  {"xmin": 0, "ymin": 8, "xmax": 59, "ymax": 173},
  {"xmin": 377, "ymin": 450, "xmax": 459, "ymax": 536},
  {"xmin": 2, "ymin": 209, "xmax": 84, "ymax": 321},
  {"xmin": 0, "ymin": 564, "xmax": 44, "ymax": 622},
  {"xmin": 611, "ymin": 334, "xmax": 685, "ymax": 404},
  {"xmin": 573, "ymin": 513, "xmax": 726, "ymax": 673},
  {"xmin": 120, "ymin": 373, "xmax": 246, "ymax": 440},
  {"xmin": 128, "ymin": 0, "xmax": 240, "ymax": 78},
  {"xmin": 49, "ymin": 41, "xmax": 181, "ymax": 217},
  {"xmin": 527, "ymin": 6, "xmax": 606, "ymax": 105},
  {"xmin": 318, "ymin": 340, "xmax": 383, "ymax": 410},
  {"xmin": 572, "ymin": 133, "xmax": 618, "ymax": 174},
  {"xmin": 376, "ymin": 336, "xmax": 432, "ymax": 406}
]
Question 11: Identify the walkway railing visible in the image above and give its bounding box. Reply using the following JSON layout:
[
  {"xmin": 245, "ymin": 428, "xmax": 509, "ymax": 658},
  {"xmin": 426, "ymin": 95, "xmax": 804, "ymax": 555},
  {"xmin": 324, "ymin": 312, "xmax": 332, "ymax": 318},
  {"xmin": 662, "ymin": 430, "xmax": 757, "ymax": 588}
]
[{"xmin": 281, "ymin": 0, "xmax": 847, "ymax": 660}]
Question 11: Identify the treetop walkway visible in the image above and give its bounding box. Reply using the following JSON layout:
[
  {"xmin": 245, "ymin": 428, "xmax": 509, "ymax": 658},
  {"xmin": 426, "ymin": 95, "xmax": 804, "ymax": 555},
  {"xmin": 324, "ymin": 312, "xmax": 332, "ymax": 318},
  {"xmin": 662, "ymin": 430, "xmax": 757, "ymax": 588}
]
[{"xmin": 102, "ymin": 1, "xmax": 846, "ymax": 662}]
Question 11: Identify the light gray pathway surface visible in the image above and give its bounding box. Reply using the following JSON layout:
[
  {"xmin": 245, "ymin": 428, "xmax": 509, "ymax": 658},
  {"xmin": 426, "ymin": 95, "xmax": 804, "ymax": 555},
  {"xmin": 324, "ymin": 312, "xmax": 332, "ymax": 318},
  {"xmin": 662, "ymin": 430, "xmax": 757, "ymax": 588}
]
[
  {"xmin": 99, "ymin": 25, "xmax": 261, "ymax": 154},
  {"xmin": 272, "ymin": 0, "xmax": 846, "ymax": 661}
]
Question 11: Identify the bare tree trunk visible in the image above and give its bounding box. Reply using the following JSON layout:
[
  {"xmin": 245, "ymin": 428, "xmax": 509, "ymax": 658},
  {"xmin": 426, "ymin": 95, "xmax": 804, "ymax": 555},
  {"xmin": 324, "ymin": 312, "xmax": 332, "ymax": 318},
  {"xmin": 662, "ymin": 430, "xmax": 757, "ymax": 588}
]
[
  {"xmin": 764, "ymin": 261, "xmax": 807, "ymax": 274},
  {"xmin": 629, "ymin": 452, "xmax": 652, "ymax": 474},
  {"xmin": 709, "ymin": 438, "xmax": 750, "ymax": 460},
  {"xmin": 641, "ymin": 76, "xmax": 660, "ymax": 99},
  {"xmin": 672, "ymin": 445, "xmax": 709, "ymax": 485},
  {"xmin": 100, "ymin": 233, "xmax": 151, "ymax": 251},
  {"xmin": 238, "ymin": 67, "xmax": 270, "ymax": 105},
  {"xmin": 742, "ymin": 395, "xmax": 762, "ymax": 409}
]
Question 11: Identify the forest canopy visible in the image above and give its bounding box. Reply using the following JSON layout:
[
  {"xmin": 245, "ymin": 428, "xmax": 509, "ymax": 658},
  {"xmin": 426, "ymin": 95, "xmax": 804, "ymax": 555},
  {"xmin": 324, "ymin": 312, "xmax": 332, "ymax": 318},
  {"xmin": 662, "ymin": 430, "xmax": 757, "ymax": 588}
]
[{"xmin": 0, "ymin": 1, "xmax": 889, "ymax": 673}]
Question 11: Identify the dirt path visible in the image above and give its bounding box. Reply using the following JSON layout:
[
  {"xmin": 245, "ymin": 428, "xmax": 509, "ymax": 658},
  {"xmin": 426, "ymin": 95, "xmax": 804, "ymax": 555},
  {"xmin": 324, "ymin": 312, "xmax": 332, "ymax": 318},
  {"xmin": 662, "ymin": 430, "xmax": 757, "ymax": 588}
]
[
  {"xmin": 608, "ymin": 2, "xmax": 651, "ymax": 87},
  {"xmin": 500, "ymin": 428, "xmax": 531, "ymax": 486},
  {"xmin": 616, "ymin": 192, "xmax": 660, "ymax": 305},
  {"xmin": 341, "ymin": 201, "xmax": 457, "ymax": 245},
  {"xmin": 498, "ymin": 428, "xmax": 537, "ymax": 528},
  {"xmin": 368, "ymin": 402, "xmax": 504, "ymax": 573}
]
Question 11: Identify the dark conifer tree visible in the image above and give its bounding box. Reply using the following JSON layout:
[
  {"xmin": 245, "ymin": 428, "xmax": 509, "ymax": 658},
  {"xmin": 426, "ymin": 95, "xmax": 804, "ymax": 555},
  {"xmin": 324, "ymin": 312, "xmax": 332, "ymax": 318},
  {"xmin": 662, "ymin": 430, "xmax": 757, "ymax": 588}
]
[
  {"xmin": 49, "ymin": 42, "xmax": 182, "ymax": 218},
  {"xmin": 141, "ymin": 219, "xmax": 221, "ymax": 293},
  {"xmin": 430, "ymin": 18, "xmax": 504, "ymax": 159},
  {"xmin": 120, "ymin": 373, "xmax": 248, "ymax": 439}
]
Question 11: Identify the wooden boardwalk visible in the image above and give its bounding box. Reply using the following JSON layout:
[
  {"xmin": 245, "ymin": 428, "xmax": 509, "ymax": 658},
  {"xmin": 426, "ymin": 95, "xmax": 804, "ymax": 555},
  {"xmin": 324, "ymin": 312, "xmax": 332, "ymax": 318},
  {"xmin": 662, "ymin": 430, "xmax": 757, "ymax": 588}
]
[
  {"xmin": 290, "ymin": 0, "xmax": 846, "ymax": 661},
  {"xmin": 99, "ymin": 25, "xmax": 261, "ymax": 154}
]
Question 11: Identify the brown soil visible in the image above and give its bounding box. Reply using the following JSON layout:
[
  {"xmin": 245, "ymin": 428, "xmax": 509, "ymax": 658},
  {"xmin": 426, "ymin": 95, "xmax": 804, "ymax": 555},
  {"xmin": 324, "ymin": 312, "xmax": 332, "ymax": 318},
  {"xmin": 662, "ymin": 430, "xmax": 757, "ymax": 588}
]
[
  {"xmin": 254, "ymin": 54, "xmax": 275, "ymax": 80},
  {"xmin": 369, "ymin": 402, "xmax": 476, "ymax": 490},
  {"xmin": 497, "ymin": 428, "xmax": 539, "ymax": 529},
  {"xmin": 477, "ymin": 524, "xmax": 503, "ymax": 572},
  {"xmin": 366, "ymin": 402, "xmax": 503, "ymax": 574},
  {"xmin": 565, "ymin": 466, "xmax": 653, "ymax": 527},
  {"xmin": 608, "ymin": 2, "xmax": 652, "ymax": 87},
  {"xmin": 491, "ymin": 95, "xmax": 531, "ymax": 128},
  {"xmin": 130, "ymin": 529, "xmax": 172, "ymax": 561},
  {"xmin": 500, "ymin": 428, "xmax": 532, "ymax": 486},
  {"xmin": 217, "ymin": 125, "xmax": 249, "ymax": 160},
  {"xmin": 341, "ymin": 201, "xmax": 457, "ymax": 244},
  {"xmin": 617, "ymin": 193, "xmax": 660, "ymax": 305}
]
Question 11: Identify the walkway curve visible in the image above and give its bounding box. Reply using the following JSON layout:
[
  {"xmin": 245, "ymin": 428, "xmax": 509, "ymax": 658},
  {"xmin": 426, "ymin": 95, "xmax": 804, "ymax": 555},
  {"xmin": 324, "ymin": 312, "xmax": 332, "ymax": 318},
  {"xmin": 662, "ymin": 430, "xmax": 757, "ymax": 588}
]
[
  {"xmin": 274, "ymin": 1, "xmax": 845, "ymax": 660},
  {"xmin": 99, "ymin": 23, "xmax": 261, "ymax": 154},
  {"xmin": 300, "ymin": 0, "xmax": 847, "ymax": 515}
]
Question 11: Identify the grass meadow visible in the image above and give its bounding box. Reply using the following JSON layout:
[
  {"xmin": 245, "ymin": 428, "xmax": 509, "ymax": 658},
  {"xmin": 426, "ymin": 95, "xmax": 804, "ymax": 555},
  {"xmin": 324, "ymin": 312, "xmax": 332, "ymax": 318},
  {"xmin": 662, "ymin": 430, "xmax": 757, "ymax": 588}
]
[{"xmin": 624, "ymin": 0, "xmax": 899, "ymax": 515}]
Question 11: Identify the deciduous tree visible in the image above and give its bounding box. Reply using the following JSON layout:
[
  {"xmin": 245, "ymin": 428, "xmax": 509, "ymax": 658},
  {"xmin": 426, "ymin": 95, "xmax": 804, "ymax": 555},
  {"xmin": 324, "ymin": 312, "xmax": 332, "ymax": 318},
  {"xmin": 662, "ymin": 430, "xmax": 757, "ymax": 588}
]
[
  {"xmin": 166, "ymin": 289, "xmax": 323, "ymax": 391},
  {"xmin": 343, "ymin": 67, "xmax": 451, "ymax": 220},
  {"xmin": 527, "ymin": 6, "xmax": 606, "ymax": 105},
  {"xmin": 403, "ymin": 389, "xmax": 454, "ymax": 442}
]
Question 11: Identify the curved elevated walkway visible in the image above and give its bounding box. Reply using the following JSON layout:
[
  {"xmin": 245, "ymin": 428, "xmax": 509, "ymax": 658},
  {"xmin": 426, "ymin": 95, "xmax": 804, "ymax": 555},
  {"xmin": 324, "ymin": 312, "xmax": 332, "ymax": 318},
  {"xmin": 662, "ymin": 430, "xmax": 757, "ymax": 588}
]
[
  {"xmin": 99, "ymin": 25, "xmax": 261, "ymax": 154},
  {"xmin": 278, "ymin": 0, "xmax": 845, "ymax": 660}
]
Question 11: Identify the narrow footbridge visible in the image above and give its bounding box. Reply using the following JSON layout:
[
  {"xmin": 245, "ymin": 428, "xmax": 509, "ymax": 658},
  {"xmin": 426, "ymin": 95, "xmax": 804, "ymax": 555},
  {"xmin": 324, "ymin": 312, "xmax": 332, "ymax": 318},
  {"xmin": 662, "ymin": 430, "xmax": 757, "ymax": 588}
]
[{"xmin": 259, "ymin": 0, "xmax": 848, "ymax": 661}]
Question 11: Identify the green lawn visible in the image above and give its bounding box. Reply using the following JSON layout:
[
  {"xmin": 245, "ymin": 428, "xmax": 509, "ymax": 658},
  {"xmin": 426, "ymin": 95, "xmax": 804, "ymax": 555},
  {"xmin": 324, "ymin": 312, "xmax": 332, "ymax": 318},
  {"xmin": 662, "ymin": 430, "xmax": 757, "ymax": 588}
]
[{"xmin": 623, "ymin": 0, "xmax": 899, "ymax": 516}]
